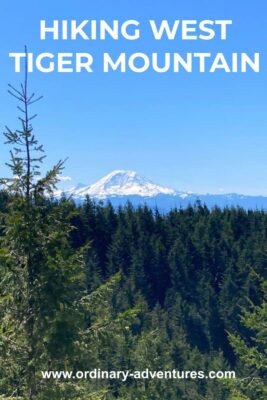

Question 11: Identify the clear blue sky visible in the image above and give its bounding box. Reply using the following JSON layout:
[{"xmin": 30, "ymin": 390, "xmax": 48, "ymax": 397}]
[{"xmin": 0, "ymin": 0, "xmax": 266, "ymax": 195}]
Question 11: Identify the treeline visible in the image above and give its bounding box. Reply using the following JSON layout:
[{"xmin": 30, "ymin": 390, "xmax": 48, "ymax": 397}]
[
  {"xmin": 70, "ymin": 197, "xmax": 266, "ymax": 351},
  {"xmin": 1, "ymin": 189, "xmax": 266, "ymax": 399}
]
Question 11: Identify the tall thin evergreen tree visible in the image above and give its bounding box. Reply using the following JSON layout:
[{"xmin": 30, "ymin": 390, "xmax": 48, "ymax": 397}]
[{"xmin": 0, "ymin": 49, "xmax": 86, "ymax": 399}]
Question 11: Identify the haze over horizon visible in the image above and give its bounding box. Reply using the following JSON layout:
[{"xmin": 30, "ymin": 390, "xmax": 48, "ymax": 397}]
[
  {"xmin": 0, "ymin": 0, "xmax": 267, "ymax": 195},
  {"xmin": 55, "ymin": 169, "xmax": 267, "ymax": 211},
  {"xmin": 58, "ymin": 169, "xmax": 267, "ymax": 197}
]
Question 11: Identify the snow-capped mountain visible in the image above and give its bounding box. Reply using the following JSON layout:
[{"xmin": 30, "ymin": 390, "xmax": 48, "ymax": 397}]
[
  {"xmin": 56, "ymin": 170, "xmax": 177, "ymax": 200},
  {"xmin": 55, "ymin": 170, "xmax": 267, "ymax": 211}
]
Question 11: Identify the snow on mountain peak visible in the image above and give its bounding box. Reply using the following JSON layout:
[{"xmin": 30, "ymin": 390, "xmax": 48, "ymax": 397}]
[{"xmin": 69, "ymin": 170, "xmax": 176, "ymax": 199}]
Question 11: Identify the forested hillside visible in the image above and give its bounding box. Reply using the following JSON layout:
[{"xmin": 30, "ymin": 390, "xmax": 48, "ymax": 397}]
[
  {"xmin": 1, "ymin": 190, "xmax": 266, "ymax": 399},
  {"xmin": 0, "ymin": 72, "xmax": 266, "ymax": 400}
]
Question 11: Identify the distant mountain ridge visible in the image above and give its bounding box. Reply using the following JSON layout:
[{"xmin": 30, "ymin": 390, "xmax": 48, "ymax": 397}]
[
  {"xmin": 55, "ymin": 170, "xmax": 267, "ymax": 211},
  {"xmin": 55, "ymin": 170, "xmax": 177, "ymax": 199}
]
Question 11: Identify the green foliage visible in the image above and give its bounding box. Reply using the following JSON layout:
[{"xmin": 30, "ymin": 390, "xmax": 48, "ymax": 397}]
[
  {"xmin": 0, "ymin": 62, "xmax": 87, "ymax": 399},
  {"xmin": 227, "ymin": 279, "xmax": 267, "ymax": 400},
  {"xmin": 0, "ymin": 58, "xmax": 266, "ymax": 400}
]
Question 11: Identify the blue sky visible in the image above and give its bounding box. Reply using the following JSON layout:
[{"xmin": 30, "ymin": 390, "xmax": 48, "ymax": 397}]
[{"xmin": 0, "ymin": 0, "xmax": 267, "ymax": 195}]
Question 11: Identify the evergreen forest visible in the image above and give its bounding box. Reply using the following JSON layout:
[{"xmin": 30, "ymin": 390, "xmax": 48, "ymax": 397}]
[{"xmin": 0, "ymin": 71, "xmax": 266, "ymax": 400}]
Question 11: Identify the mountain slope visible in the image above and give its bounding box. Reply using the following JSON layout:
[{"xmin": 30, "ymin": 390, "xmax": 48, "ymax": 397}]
[
  {"xmin": 56, "ymin": 170, "xmax": 267, "ymax": 211},
  {"xmin": 58, "ymin": 170, "xmax": 176, "ymax": 200}
]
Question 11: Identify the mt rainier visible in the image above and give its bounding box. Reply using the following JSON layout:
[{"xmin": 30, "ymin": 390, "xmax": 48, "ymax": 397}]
[
  {"xmin": 56, "ymin": 170, "xmax": 177, "ymax": 200},
  {"xmin": 55, "ymin": 170, "xmax": 267, "ymax": 211}
]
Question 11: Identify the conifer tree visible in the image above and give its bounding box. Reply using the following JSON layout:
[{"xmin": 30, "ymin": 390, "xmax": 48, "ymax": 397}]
[
  {"xmin": 227, "ymin": 278, "xmax": 267, "ymax": 400},
  {"xmin": 0, "ymin": 51, "xmax": 86, "ymax": 399}
]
